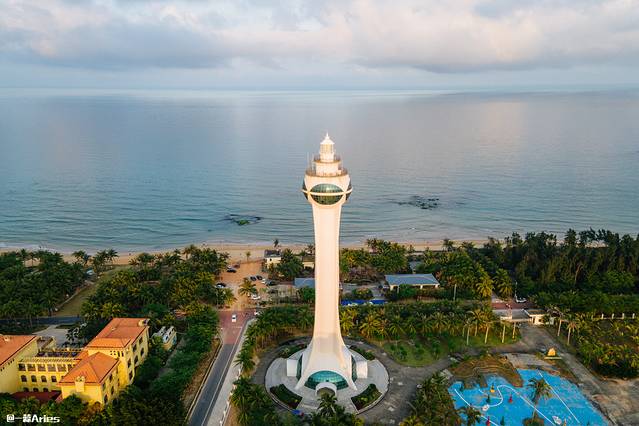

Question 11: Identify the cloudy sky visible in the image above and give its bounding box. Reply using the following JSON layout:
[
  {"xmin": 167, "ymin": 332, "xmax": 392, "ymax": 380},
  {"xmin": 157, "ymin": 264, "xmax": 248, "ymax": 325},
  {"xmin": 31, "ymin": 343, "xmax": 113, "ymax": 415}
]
[{"xmin": 1, "ymin": 0, "xmax": 638, "ymax": 89}]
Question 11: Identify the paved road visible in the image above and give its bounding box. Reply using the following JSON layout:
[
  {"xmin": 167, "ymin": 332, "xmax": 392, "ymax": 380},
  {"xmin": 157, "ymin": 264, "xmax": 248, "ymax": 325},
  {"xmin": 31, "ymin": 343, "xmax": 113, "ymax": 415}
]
[
  {"xmin": 189, "ymin": 310, "xmax": 253, "ymax": 426},
  {"xmin": 0, "ymin": 316, "xmax": 80, "ymax": 325}
]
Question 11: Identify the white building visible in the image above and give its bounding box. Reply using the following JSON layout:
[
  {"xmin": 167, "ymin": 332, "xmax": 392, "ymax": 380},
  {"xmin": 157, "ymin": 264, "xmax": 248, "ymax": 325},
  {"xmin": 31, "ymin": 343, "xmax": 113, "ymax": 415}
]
[
  {"xmin": 288, "ymin": 135, "xmax": 366, "ymax": 393},
  {"xmin": 263, "ymin": 249, "xmax": 282, "ymax": 267},
  {"xmin": 152, "ymin": 326, "xmax": 177, "ymax": 350}
]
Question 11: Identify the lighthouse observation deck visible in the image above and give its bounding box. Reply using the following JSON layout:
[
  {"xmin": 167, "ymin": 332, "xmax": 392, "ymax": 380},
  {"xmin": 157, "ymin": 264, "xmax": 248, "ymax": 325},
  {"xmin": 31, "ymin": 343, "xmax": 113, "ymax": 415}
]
[{"xmin": 305, "ymin": 134, "xmax": 348, "ymax": 177}]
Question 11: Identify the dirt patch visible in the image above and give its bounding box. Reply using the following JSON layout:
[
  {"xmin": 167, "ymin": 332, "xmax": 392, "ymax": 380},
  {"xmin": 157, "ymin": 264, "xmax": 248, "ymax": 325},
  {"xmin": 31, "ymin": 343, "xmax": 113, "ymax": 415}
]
[{"xmin": 451, "ymin": 354, "xmax": 523, "ymax": 388}]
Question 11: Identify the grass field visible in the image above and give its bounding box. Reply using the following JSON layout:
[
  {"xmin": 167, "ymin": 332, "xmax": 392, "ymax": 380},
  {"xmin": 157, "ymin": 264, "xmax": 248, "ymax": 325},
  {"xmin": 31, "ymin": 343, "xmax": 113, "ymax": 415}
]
[
  {"xmin": 382, "ymin": 340, "xmax": 437, "ymax": 367},
  {"xmin": 54, "ymin": 266, "xmax": 128, "ymax": 317},
  {"xmin": 378, "ymin": 331, "xmax": 520, "ymax": 367}
]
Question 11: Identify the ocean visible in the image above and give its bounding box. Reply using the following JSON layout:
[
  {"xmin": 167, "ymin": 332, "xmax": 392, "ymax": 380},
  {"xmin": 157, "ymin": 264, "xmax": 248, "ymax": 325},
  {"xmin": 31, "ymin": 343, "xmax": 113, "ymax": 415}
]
[{"xmin": 1, "ymin": 89, "xmax": 638, "ymax": 252}]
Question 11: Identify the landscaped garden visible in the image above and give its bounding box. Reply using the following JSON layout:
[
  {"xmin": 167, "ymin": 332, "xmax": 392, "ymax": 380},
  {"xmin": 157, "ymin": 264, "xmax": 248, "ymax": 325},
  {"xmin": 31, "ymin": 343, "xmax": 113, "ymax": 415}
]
[
  {"xmin": 339, "ymin": 301, "xmax": 520, "ymax": 367},
  {"xmin": 351, "ymin": 384, "xmax": 381, "ymax": 410},
  {"xmin": 270, "ymin": 384, "xmax": 302, "ymax": 409}
]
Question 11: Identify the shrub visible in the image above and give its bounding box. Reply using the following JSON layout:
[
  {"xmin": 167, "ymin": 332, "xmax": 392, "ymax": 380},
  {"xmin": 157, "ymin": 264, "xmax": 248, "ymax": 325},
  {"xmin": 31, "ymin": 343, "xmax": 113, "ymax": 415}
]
[
  {"xmin": 351, "ymin": 384, "xmax": 381, "ymax": 410},
  {"xmin": 279, "ymin": 343, "xmax": 306, "ymax": 358},
  {"xmin": 270, "ymin": 384, "xmax": 302, "ymax": 409},
  {"xmin": 350, "ymin": 345, "xmax": 375, "ymax": 360}
]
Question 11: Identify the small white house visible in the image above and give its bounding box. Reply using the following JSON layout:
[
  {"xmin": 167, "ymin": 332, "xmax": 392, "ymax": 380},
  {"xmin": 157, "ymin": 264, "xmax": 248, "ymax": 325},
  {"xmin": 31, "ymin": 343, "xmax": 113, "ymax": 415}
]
[
  {"xmin": 153, "ymin": 326, "xmax": 177, "ymax": 350},
  {"xmin": 525, "ymin": 309, "xmax": 551, "ymax": 325},
  {"xmin": 263, "ymin": 249, "xmax": 282, "ymax": 267}
]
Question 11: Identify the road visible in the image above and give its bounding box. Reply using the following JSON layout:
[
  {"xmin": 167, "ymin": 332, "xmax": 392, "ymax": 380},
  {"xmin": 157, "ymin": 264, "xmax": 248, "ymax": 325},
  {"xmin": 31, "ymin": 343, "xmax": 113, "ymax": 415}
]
[
  {"xmin": 0, "ymin": 316, "xmax": 80, "ymax": 325},
  {"xmin": 189, "ymin": 309, "xmax": 253, "ymax": 426}
]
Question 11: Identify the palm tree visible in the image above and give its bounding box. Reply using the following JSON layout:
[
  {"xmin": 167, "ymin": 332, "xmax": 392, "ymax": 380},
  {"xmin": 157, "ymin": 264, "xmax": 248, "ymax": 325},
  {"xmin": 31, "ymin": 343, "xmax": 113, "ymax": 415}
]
[
  {"xmin": 230, "ymin": 377, "xmax": 254, "ymax": 425},
  {"xmin": 399, "ymin": 416, "xmax": 424, "ymax": 426},
  {"xmin": 245, "ymin": 251, "xmax": 251, "ymax": 263},
  {"xmin": 72, "ymin": 250, "xmax": 90, "ymax": 266},
  {"xmin": 359, "ymin": 313, "xmax": 381, "ymax": 340},
  {"xmin": 527, "ymin": 377, "xmax": 552, "ymax": 419},
  {"xmin": 566, "ymin": 315, "xmax": 579, "ymax": 345},
  {"xmin": 458, "ymin": 406, "xmax": 482, "ymax": 426},
  {"xmin": 494, "ymin": 269, "xmax": 513, "ymax": 299},
  {"xmin": 317, "ymin": 392, "xmax": 338, "ymax": 418},
  {"xmin": 106, "ymin": 249, "xmax": 118, "ymax": 265},
  {"xmin": 429, "ymin": 312, "xmax": 449, "ymax": 335},
  {"xmin": 387, "ymin": 315, "xmax": 404, "ymax": 340},
  {"xmin": 340, "ymin": 308, "xmax": 357, "ymax": 335},
  {"xmin": 183, "ymin": 244, "xmax": 198, "ymax": 260},
  {"xmin": 273, "ymin": 239, "xmax": 280, "ymax": 249},
  {"xmin": 442, "ymin": 239, "xmax": 455, "ymax": 251},
  {"xmin": 239, "ymin": 278, "xmax": 257, "ymax": 300},
  {"xmin": 234, "ymin": 349, "xmax": 255, "ymax": 372},
  {"xmin": 474, "ymin": 276, "xmax": 493, "ymax": 299},
  {"xmin": 468, "ymin": 308, "xmax": 485, "ymax": 337}
]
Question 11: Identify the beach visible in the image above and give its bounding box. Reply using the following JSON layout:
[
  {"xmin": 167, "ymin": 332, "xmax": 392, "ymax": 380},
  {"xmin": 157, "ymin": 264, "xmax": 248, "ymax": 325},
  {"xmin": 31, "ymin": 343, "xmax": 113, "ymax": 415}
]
[{"xmin": 0, "ymin": 239, "xmax": 491, "ymax": 265}]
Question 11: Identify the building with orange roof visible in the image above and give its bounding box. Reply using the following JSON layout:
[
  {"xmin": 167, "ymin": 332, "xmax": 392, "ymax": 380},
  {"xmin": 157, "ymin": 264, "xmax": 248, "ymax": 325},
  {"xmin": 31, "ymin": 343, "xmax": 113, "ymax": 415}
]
[
  {"xmin": 85, "ymin": 317, "xmax": 150, "ymax": 387},
  {"xmin": 17, "ymin": 348, "xmax": 82, "ymax": 393},
  {"xmin": 59, "ymin": 352, "xmax": 120, "ymax": 405},
  {"xmin": 0, "ymin": 335, "xmax": 39, "ymax": 393},
  {"xmin": 0, "ymin": 317, "xmax": 149, "ymax": 407}
]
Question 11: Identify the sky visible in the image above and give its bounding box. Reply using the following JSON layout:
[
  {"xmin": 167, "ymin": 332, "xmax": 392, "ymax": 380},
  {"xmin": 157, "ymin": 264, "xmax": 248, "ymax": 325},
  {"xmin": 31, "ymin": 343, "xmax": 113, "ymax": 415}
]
[{"xmin": 1, "ymin": 0, "xmax": 639, "ymax": 90}]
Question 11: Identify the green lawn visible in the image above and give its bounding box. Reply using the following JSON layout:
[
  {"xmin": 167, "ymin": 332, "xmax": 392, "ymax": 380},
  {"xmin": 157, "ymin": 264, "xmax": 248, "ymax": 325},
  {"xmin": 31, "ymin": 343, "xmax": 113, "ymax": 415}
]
[
  {"xmin": 379, "ymin": 331, "xmax": 519, "ymax": 367},
  {"xmin": 54, "ymin": 266, "xmax": 128, "ymax": 317},
  {"xmin": 382, "ymin": 340, "xmax": 437, "ymax": 367}
]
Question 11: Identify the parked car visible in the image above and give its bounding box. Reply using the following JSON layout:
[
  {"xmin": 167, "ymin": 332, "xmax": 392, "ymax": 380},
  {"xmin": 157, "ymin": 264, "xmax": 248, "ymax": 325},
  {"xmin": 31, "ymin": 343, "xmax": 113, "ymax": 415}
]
[
  {"xmin": 250, "ymin": 294, "xmax": 261, "ymax": 300},
  {"xmin": 226, "ymin": 267, "xmax": 237, "ymax": 273},
  {"xmin": 249, "ymin": 275, "xmax": 257, "ymax": 281},
  {"xmin": 216, "ymin": 283, "xmax": 227, "ymax": 288},
  {"xmin": 231, "ymin": 314, "xmax": 237, "ymax": 323}
]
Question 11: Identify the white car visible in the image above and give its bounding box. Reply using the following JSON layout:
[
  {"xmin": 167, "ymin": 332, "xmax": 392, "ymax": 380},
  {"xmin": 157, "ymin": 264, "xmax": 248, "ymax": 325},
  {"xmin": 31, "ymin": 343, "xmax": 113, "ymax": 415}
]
[
  {"xmin": 515, "ymin": 296, "xmax": 527, "ymax": 303},
  {"xmin": 231, "ymin": 314, "xmax": 237, "ymax": 323},
  {"xmin": 251, "ymin": 294, "xmax": 261, "ymax": 300}
]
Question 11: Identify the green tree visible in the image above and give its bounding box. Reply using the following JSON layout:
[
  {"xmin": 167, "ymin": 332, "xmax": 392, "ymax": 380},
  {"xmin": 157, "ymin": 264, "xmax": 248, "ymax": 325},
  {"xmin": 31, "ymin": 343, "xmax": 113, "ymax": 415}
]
[
  {"xmin": 298, "ymin": 286, "xmax": 315, "ymax": 303},
  {"xmin": 527, "ymin": 377, "xmax": 552, "ymax": 420},
  {"xmin": 276, "ymin": 249, "xmax": 304, "ymax": 280},
  {"xmin": 239, "ymin": 278, "xmax": 257, "ymax": 301},
  {"xmin": 458, "ymin": 406, "xmax": 482, "ymax": 426},
  {"xmin": 494, "ymin": 269, "xmax": 513, "ymax": 299}
]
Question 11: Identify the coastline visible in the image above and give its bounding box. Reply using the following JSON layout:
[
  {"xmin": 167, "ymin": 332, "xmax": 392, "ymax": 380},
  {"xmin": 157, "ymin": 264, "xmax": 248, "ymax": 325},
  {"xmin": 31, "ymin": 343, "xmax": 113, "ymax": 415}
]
[{"xmin": 0, "ymin": 238, "xmax": 491, "ymax": 265}]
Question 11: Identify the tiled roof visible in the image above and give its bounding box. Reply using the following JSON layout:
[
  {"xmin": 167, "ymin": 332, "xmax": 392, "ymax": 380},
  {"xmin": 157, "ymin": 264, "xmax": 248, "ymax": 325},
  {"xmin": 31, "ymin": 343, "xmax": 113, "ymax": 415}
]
[
  {"xmin": 294, "ymin": 277, "xmax": 315, "ymax": 288},
  {"xmin": 0, "ymin": 335, "xmax": 37, "ymax": 367},
  {"xmin": 12, "ymin": 391, "xmax": 61, "ymax": 404},
  {"xmin": 60, "ymin": 352, "xmax": 118, "ymax": 385},
  {"xmin": 264, "ymin": 249, "xmax": 281, "ymax": 257},
  {"xmin": 385, "ymin": 274, "xmax": 440, "ymax": 286},
  {"xmin": 86, "ymin": 318, "xmax": 148, "ymax": 349}
]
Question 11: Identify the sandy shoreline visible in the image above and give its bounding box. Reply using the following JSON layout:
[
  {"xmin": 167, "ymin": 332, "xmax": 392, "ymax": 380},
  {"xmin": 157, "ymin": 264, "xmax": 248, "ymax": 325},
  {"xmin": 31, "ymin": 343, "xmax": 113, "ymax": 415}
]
[{"xmin": 0, "ymin": 239, "xmax": 491, "ymax": 265}]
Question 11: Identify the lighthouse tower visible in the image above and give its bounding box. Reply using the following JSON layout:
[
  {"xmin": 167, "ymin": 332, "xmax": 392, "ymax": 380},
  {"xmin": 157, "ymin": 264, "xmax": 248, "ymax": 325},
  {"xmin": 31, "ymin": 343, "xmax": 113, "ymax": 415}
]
[{"xmin": 296, "ymin": 134, "xmax": 356, "ymax": 392}]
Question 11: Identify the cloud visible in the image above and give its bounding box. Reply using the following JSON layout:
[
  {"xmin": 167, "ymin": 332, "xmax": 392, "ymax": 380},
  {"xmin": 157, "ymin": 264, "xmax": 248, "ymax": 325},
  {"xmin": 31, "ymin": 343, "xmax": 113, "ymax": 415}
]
[{"xmin": 1, "ymin": 0, "xmax": 639, "ymax": 74}]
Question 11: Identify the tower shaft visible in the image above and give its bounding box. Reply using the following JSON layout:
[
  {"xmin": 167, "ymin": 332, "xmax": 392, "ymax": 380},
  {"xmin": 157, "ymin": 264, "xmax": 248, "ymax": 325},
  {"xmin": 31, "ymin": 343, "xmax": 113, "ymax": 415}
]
[{"xmin": 296, "ymin": 135, "xmax": 355, "ymax": 391}]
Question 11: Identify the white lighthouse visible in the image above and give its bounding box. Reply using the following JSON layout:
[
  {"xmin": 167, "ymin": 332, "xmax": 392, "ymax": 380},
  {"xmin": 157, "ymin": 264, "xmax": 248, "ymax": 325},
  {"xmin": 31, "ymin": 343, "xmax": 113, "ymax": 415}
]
[{"xmin": 294, "ymin": 134, "xmax": 360, "ymax": 393}]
